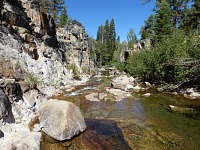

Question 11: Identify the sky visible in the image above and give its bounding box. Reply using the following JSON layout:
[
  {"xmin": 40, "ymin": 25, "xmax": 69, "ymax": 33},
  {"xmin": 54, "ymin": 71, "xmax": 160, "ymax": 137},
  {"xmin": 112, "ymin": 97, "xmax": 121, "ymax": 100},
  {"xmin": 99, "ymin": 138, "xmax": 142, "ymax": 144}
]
[{"xmin": 64, "ymin": 0, "xmax": 156, "ymax": 42}]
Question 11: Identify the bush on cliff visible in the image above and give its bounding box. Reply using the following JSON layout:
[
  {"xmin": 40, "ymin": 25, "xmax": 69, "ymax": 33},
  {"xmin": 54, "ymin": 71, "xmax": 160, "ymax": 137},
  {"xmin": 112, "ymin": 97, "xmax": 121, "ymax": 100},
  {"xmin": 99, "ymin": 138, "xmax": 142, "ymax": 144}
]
[{"xmin": 24, "ymin": 74, "xmax": 39, "ymax": 89}]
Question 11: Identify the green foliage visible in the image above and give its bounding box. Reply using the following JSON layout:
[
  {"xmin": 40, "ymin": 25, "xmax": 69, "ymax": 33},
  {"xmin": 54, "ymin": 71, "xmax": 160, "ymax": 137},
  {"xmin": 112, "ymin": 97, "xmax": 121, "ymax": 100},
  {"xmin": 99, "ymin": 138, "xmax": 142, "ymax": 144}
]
[
  {"xmin": 38, "ymin": 0, "xmax": 65, "ymax": 24},
  {"xmin": 187, "ymin": 34, "xmax": 200, "ymax": 59},
  {"xmin": 81, "ymin": 66, "xmax": 88, "ymax": 74},
  {"xmin": 109, "ymin": 19, "xmax": 116, "ymax": 58},
  {"xmin": 183, "ymin": 0, "xmax": 200, "ymax": 34},
  {"xmin": 125, "ymin": 50, "xmax": 148, "ymax": 78},
  {"xmin": 139, "ymin": 14, "xmax": 155, "ymax": 40},
  {"xmin": 127, "ymin": 28, "xmax": 137, "ymax": 48},
  {"xmin": 125, "ymin": 31, "xmax": 198, "ymax": 83},
  {"xmin": 50, "ymin": 0, "xmax": 64, "ymax": 23},
  {"xmin": 58, "ymin": 6, "xmax": 69, "ymax": 28},
  {"xmin": 113, "ymin": 62, "xmax": 125, "ymax": 71},
  {"xmin": 67, "ymin": 63, "xmax": 80, "ymax": 77},
  {"xmin": 96, "ymin": 19, "xmax": 117, "ymax": 66},
  {"xmin": 24, "ymin": 74, "xmax": 39, "ymax": 88},
  {"xmin": 154, "ymin": 0, "xmax": 172, "ymax": 42},
  {"xmin": 138, "ymin": 0, "xmax": 200, "ymax": 86}
]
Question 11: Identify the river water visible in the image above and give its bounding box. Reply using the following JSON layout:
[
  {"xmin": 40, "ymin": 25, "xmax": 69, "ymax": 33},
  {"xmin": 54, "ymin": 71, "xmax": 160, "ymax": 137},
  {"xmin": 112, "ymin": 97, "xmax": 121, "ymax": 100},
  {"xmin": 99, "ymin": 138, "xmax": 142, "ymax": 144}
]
[{"xmin": 42, "ymin": 77, "xmax": 200, "ymax": 150}]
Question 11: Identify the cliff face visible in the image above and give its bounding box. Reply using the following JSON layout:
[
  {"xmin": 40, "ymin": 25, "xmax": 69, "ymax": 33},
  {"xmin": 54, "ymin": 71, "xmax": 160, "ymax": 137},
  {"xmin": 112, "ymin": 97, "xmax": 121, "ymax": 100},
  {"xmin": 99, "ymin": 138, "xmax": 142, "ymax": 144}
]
[
  {"xmin": 0, "ymin": 0, "xmax": 93, "ymax": 84},
  {"xmin": 57, "ymin": 22, "xmax": 91, "ymax": 71}
]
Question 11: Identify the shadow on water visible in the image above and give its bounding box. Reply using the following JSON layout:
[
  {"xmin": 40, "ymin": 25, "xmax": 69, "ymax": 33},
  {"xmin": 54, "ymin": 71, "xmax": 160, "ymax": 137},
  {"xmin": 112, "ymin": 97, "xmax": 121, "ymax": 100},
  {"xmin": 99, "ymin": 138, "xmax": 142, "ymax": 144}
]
[
  {"xmin": 40, "ymin": 118, "xmax": 131, "ymax": 150},
  {"xmin": 80, "ymin": 119, "xmax": 132, "ymax": 150}
]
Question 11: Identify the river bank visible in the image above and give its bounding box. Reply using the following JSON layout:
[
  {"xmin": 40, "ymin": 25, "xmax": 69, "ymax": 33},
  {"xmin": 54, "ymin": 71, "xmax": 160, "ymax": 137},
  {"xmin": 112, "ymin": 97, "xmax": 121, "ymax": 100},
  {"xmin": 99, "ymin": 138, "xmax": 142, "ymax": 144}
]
[{"xmin": 0, "ymin": 74, "xmax": 91, "ymax": 150}]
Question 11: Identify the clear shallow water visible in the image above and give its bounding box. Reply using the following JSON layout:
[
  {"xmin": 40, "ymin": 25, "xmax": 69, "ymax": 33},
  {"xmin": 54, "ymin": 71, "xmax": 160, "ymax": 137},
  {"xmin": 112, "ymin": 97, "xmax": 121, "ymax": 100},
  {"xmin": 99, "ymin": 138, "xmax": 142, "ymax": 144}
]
[{"xmin": 46, "ymin": 77, "xmax": 200, "ymax": 150}]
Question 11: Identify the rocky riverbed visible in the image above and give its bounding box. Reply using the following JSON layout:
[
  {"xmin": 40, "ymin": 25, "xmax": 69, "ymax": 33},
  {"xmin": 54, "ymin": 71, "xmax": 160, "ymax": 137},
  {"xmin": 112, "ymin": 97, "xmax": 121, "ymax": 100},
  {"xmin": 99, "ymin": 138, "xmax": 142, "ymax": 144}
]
[
  {"xmin": 0, "ymin": 75, "xmax": 91, "ymax": 150},
  {"xmin": 48, "ymin": 74, "xmax": 200, "ymax": 150}
]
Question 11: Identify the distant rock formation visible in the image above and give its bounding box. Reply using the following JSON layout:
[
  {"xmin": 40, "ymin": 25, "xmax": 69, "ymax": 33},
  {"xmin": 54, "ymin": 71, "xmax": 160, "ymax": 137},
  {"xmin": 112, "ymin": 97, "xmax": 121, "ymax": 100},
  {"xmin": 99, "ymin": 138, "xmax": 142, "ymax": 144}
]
[
  {"xmin": 57, "ymin": 21, "xmax": 94, "ymax": 73},
  {"xmin": 120, "ymin": 39, "xmax": 152, "ymax": 62}
]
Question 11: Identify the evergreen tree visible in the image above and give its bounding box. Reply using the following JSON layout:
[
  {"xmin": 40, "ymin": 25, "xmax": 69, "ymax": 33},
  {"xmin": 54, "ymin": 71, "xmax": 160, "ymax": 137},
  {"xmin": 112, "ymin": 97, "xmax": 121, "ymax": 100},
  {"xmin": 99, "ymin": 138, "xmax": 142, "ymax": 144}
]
[
  {"xmin": 189, "ymin": 0, "xmax": 200, "ymax": 33},
  {"xmin": 58, "ymin": 6, "xmax": 68, "ymax": 27},
  {"xmin": 117, "ymin": 36, "xmax": 120, "ymax": 43},
  {"xmin": 96, "ymin": 25, "xmax": 104, "ymax": 44},
  {"xmin": 167, "ymin": 0, "xmax": 190, "ymax": 33},
  {"xmin": 104, "ymin": 19, "xmax": 111, "ymax": 64},
  {"xmin": 109, "ymin": 18, "xmax": 116, "ymax": 60},
  {"xmin": 127, "ymin": 28, "xmax": 137, "ymax": 49},
  {"xmin": 39, "ymin": 0, "xmax": 52, "ymax": 13},
  {"xmin": 104, "ymin": 19, "xmax": 110, "ymax": 44},
  {"xmin": 154, "ymin": 0, "xmax": 172, "ymax": 42},
  {"xmin": 140, "ymin": 26, "xmax": 148, "ymax": 40},
  {"xmin": 96, "ymin": 19, "xmax": 117, "ymax": 65},
  {"xmin": 38, "ymin": 0, "xmax": 64, "ymax": 23},
  {"xmin": 51, "ymin": 0, "xmax": 64, "ymax": 23},
  {"xmin": 140, "ymin": 14, "xmax": 156, "ymax": 40}
]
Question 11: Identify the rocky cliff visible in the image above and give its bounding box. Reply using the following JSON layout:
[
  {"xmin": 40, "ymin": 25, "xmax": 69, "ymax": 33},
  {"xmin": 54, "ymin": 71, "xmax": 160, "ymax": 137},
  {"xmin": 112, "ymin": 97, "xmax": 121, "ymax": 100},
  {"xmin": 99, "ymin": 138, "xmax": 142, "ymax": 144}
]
[
  {"xmin": 0, "ymin": 0, "xmax": 92, "ymax": 149},
  {"xmin": 0, "ymin": 0, "xmax": 94, "ymax": 84}
]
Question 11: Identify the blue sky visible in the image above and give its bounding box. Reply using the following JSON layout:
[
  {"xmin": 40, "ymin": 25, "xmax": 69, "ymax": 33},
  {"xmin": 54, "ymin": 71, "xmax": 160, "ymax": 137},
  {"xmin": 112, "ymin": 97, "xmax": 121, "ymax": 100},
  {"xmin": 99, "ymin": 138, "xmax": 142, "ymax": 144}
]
[{"xmin": 65, "ymin": 0, "xmax": 155, "ymax": 42}]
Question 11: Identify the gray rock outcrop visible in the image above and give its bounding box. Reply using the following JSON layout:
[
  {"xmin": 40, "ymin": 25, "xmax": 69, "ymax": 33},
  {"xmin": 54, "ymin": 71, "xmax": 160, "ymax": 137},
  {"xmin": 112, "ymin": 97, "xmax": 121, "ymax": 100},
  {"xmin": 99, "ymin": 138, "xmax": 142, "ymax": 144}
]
[
  {"xmin": 0, "ymin": 0, "xmax": 94, "ymax": 85},
  {"xmin": 57, "ymin": 22, "xmax": 95, "ymax": 73},
  {"xmin": 39, "ymin": 99, "xmax": 86, "ymax": 141},
  {"xmin": 120, "ymin": 39, "xmax": 152, "ymax": 62}
]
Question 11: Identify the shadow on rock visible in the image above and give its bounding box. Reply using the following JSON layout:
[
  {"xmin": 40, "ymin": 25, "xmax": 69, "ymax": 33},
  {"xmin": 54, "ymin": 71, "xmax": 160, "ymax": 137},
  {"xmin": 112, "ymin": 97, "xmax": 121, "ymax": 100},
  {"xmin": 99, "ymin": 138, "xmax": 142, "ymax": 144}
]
[
  {"xmin": 0, "ymin": 88, "xmax": 15, "ymax": 123},
  {"xmin": 0, "ymin": 130, "xmax": 4, "ymax": 138}
]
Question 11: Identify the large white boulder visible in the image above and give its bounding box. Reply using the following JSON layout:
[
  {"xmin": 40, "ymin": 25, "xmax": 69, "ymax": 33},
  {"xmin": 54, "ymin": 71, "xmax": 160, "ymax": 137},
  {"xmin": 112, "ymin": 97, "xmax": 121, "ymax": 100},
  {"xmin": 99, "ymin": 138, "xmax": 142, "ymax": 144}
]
[{"xmin": 39, "ymin": 99, "xmax": 86, "ymax": 141}]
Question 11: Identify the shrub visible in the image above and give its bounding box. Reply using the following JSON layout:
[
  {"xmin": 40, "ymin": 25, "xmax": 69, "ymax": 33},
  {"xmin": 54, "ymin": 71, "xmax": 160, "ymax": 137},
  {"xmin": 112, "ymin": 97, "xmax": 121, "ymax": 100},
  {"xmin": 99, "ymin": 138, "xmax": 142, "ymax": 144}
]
[
  {"xmin": 125, "ymin": 30, "xmax": 196, "ymax": 83},
  {"xmin": 24, "ymin": 74, "xmax": 39, "ymax": 88},
  {"xmin": 67, "ymin": 63, "xmax": 80, "ymax": 77},
  {"xmin": 81, "ymin": 66, "xmax": 88, "ymax": 74}
]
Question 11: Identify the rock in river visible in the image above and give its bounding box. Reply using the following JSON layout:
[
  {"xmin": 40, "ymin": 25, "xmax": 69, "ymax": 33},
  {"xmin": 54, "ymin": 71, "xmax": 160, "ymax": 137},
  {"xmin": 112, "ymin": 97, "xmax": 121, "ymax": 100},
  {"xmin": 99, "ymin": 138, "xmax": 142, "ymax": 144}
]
[
  {"xmin": 39, "ymin": 99, "xmax": 86, "ymax": 141},
  {"xmin": 168, "ymin": 105, "xmax": 198, "ymax": 114}
]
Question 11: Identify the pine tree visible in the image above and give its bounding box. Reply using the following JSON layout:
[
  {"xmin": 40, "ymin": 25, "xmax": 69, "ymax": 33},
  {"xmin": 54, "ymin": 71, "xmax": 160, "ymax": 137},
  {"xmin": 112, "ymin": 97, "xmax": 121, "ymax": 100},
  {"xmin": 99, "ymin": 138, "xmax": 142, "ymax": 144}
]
[
  {"xmin": 51, "ymin": 0, "xmax": 64, "ymax": 23},
  {"xmin": 140, "ymin": 14, "xmax": 156, "ymax": 40},
  {"xmin": 103, "ymin": 19, "xmax": 110, "ymax": 65},
  {"xmin": 154, "ymin": 0, "xmax": 172, "ymax": 42},
  {"xmin": 39, "ymin": 0, "xmax": 52, "ymax": 13},
  {"xmin": 167, "ymin": 0, "xmax": 190, "ymax": 33},
  {"xmin": 109, "ymin": 18, "xmax": 116, "ymax": 60},
  {"xmin": 38, "ymin": 0, "xmax": 64, "ymax": 23},
  {"xmin": 58, "ymin": 6, "xmax": 68, "ymax": 27},
  {"xmin": 189, "ymin": 0, "xmax": 200, "ymax": 33},
  {"xmin": 96, "ymin": 25, "xmax": 104, "ymax": 44},
  {"xmin": 104, "ymin": 19, "xmax": 110, "ymax": 43},
  {"xmin": 96, "ymin": 19, "xmax": 117, "ymax": 65},
  {"xmin": 117, "ymin": 36, "xmax": 120, "ymax": 43},
  {"xmin": 127, "ymin": 28, "xmax": 137, "ymax": 49}
]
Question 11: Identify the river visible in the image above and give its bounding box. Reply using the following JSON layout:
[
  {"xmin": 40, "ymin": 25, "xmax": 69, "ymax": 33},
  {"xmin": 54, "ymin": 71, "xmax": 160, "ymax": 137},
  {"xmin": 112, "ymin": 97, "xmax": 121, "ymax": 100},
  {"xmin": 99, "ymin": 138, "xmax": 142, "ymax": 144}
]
[{"xmin": 41, "ymin": 76, "xmax": 200, "ymax": 150}]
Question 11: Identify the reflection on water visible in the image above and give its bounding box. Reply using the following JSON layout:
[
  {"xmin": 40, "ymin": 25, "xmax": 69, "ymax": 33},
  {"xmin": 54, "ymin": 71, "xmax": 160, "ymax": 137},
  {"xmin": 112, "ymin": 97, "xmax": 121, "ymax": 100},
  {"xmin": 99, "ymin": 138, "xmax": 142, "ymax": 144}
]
[
  {"xmin": 132, "ymin": 100, "xmax": 145, "ymax": 120},
  {"xmin": 50, "ymin": 78, "xmax": 200, "ymax": 150}
]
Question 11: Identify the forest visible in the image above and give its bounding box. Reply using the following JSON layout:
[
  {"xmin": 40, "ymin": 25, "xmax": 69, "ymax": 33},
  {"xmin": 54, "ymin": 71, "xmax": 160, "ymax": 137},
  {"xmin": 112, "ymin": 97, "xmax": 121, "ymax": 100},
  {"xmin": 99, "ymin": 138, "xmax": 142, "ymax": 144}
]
[{"xmin": 95, "ymin": 0, "xmax": 200, "ymax": 91}]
